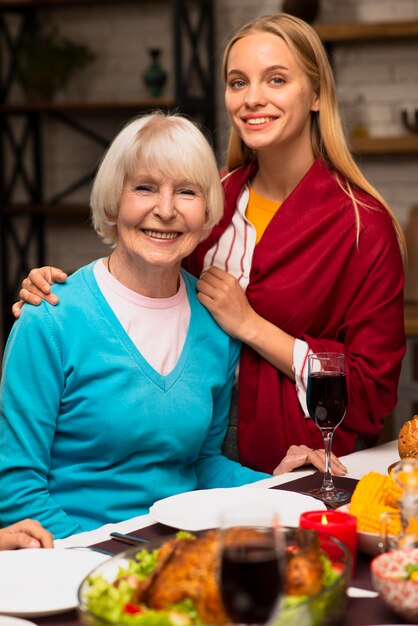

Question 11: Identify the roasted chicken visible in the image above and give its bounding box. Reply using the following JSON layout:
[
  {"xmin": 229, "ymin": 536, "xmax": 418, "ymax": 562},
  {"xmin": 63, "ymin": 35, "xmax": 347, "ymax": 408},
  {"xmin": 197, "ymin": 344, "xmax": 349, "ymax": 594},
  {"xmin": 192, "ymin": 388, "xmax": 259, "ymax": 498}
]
[
  {"xmin": 133, "ymin": 531, "xmax": 229, "ymax": 624},
  {"xmin": 285, "ymin": 528, "xmax": 324, "ymax": 596},
  {"xmin": 128, "ymin": 528, "xmax": 325, "ymax": 624},
  {"xmin": 285, "ymin": 548, "xmax": 324, "ymax": 596}
]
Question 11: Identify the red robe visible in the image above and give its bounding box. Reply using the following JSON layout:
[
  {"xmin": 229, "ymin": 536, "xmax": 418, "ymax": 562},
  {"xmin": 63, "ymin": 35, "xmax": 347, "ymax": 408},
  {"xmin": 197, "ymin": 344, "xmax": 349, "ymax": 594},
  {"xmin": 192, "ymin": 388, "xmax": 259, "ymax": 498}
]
[{"xmin": 185, "ymin": 159, "xmax": 405, "ymax": 474}]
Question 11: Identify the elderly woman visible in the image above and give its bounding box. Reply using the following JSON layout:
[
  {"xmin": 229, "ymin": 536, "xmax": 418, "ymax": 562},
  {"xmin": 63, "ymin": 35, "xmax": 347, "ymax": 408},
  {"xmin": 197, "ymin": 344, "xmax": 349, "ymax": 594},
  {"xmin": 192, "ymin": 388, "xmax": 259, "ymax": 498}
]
[{"xmin": 0, "ymin": 113, "xmax": 270, "ymax": 539}]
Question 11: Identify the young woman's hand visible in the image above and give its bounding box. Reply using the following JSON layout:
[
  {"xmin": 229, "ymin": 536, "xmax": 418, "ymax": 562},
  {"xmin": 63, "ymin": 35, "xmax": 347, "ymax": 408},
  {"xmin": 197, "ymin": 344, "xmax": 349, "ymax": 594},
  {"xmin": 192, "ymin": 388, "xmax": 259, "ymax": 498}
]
[
  {"xmin": 197, "ymin": 266, "xmax": 257, "ymax": 340},
  {"xmin": 12, "ymin": 266, "xmax": 68, "ymax": 318},
  {"xmin": 0, "ymin": 519, "xmax": 53, "ymax": 550},
  {"xmin": 273, "ymin": 445, "xmax": 347, "ymax": 476},
  {"xmin": 197, "ymin": 265, "xmax": 295, "ymax": 379}
]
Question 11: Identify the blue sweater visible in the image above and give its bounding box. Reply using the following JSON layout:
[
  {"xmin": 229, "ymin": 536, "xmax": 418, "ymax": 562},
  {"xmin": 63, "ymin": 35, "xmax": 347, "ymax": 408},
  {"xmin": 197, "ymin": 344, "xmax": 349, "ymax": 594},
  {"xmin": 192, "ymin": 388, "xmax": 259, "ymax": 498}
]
[{"xmin": 0, "ymin": 263, "xmax": 269, "ymax": 538}]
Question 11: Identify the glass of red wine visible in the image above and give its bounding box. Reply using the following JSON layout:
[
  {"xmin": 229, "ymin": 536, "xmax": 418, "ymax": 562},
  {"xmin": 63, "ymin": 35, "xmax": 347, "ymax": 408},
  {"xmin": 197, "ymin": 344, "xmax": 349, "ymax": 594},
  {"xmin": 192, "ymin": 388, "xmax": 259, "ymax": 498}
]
[
  {"xmin": 306, "ymin": 352, "xmax": 350, "ymax": 505},
  {"xmin": 219, "ymin": 508, "xmax": 285, "ymax": 625}
]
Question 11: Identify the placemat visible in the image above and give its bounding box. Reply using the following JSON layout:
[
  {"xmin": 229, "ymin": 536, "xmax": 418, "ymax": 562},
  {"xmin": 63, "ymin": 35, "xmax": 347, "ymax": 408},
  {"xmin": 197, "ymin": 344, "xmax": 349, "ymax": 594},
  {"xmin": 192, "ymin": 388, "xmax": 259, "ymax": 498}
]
[{"xmin": 273, "ymin": 471, "xmax": 359, "ymax": 507}]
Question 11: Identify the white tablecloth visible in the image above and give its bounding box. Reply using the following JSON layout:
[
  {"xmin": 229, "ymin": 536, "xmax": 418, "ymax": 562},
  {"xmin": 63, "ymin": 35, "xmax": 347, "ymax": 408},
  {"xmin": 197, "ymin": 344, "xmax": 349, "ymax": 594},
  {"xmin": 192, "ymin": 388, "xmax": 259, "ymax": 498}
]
[{"xmin": 55, "ymin": 439, "xmax": 399, "ymax": 549}]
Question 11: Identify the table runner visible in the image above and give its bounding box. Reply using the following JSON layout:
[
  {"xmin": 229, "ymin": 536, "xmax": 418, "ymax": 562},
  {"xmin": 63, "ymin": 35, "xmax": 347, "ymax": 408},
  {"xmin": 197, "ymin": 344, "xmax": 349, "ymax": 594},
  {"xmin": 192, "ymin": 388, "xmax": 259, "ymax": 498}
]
[{"xmin": 34, "ymin": 473, "xmax": 403, "ymax": 626}]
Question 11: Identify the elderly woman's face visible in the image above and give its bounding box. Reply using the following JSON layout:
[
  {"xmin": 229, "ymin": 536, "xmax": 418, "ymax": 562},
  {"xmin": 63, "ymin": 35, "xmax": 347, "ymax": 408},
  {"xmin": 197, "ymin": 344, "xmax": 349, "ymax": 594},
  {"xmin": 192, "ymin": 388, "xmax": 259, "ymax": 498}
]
[{"xmin": 115, "ymin": 166, "xmax": 207, "ymax": 271}]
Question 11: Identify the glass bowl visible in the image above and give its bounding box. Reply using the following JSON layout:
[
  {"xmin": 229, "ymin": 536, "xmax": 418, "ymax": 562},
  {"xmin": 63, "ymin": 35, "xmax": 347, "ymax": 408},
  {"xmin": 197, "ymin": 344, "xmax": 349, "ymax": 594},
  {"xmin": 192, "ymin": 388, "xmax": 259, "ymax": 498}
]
[{"xmin": 78, "ymin": 527, "xmax": 351, "ymax": 626}]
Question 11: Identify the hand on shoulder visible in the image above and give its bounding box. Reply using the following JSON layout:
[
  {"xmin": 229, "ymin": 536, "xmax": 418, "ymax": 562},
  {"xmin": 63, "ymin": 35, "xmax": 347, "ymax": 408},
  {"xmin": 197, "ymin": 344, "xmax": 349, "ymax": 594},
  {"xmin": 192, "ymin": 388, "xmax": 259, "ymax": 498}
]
[{"xmin": 12, "ymin": 266, "xmax": 67, "ymax": 318}]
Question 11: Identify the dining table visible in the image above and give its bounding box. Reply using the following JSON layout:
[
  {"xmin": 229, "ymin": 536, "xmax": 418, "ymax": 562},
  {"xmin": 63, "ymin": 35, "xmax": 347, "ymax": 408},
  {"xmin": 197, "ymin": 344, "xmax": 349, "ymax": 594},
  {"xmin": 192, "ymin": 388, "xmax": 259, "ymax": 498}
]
[{"xmin": 29, "ymin": 440, "xmax": 408, "ymax": 625}]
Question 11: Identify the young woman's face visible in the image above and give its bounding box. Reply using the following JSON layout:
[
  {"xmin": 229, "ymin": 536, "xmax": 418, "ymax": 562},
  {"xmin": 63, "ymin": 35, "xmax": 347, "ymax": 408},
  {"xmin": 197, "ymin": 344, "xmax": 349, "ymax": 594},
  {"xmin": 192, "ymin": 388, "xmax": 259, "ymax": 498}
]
[
  {"xmin": 115, "ymin": 166, "xmax": 207, "ymax": 273},
  {"xmin": 225, "ymin": 32, "xmax": 319, "ymax": 155}
]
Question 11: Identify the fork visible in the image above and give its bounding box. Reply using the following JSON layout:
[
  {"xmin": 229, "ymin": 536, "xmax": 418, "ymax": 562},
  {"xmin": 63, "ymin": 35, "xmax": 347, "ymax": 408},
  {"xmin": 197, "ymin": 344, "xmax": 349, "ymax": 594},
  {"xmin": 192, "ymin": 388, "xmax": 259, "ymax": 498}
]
[
  {"xmin": 64, "ymin": 545, "xmax": 114, "ymax": 556},
  {"xmin": 109, "ymin": 531, "xmax": 149, "ymax": 546}
]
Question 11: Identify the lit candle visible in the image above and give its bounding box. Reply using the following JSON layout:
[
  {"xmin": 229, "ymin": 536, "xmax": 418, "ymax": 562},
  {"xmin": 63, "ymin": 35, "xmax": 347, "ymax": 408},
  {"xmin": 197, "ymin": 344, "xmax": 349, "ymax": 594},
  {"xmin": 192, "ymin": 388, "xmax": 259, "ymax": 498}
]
[{"xmin": 299, "ymin": 510, "xmax": 357, "ymax": 573}]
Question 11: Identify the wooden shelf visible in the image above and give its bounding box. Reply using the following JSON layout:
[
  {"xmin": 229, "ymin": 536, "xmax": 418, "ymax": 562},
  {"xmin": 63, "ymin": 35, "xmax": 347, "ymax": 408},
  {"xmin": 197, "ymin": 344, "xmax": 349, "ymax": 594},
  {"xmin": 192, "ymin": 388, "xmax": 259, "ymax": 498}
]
[
  {"xmin": 314, "ymin": 20, "xmax": 418, "ymax": 43},
  {"xmin": 0, "ymin": 0, "xmax": 217, "ymax": 345},
  {"xmin": 405, "ymin": 303, "xmax": 418, "ymax": 336},
  {"xmin": 350, "ymin": 135, "xmax": 418, "ymax": 155},
  {"xmin": 0, "ymin": 0, "xmax": 132, "ymax": 8},
  {"xmin": 3, "ymin": 203, "xmax": 90, "ymax": 217},
  {"xmin": 0, "ymin": 98, "xmax": 176, "ymax": 114}
]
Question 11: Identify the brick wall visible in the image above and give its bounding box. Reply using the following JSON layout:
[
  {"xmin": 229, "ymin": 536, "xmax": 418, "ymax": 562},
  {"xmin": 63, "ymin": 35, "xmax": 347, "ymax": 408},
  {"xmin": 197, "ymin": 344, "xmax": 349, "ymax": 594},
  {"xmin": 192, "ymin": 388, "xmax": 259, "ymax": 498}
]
[{"xmin": 9, "ymin": 0, "xmax": 418, "ymax": 274}]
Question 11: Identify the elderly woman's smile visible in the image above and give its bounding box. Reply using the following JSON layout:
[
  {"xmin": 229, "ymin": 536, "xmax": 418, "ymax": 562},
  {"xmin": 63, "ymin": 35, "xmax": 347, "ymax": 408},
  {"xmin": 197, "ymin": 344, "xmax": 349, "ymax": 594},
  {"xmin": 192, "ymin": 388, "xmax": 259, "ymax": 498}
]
[{"xmin": 142, "ymin": 229, "xmax": 181, "ymax": 240}]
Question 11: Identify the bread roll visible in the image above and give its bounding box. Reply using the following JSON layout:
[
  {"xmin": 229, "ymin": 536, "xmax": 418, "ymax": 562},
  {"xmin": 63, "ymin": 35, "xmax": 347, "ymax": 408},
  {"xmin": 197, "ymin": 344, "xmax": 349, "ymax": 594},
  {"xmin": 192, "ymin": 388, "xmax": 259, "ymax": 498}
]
[{"xmin": 398, "ymin": 415, "xmax": 418, "ymax": 459}]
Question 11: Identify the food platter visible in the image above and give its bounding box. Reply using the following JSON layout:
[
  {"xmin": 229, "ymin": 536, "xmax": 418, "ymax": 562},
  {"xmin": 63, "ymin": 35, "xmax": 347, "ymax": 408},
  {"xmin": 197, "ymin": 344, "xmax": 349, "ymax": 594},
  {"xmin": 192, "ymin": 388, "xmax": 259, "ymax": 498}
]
[{"xmin": 78, "ymin": 527, "xmax": 351, "ymax": 626}]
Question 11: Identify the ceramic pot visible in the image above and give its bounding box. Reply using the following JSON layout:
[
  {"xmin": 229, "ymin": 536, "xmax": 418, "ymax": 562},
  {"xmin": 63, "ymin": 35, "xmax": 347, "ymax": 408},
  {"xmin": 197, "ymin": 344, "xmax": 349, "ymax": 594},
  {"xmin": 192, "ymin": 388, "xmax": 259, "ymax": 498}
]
[{"xmin": 142, "ymin": 48, "xmax": 167, "ymax": 98}]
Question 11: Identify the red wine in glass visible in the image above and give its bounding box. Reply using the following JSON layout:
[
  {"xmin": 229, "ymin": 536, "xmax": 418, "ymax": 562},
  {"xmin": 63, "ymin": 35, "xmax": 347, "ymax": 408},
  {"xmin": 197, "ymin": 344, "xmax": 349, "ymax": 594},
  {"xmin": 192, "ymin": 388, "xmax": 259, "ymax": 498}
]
[
  {"xmin": 220, "ymin": 541, "xmax": 284, "ymax": 624},
  {"xmin": 307, "ymin": 371, "xmax": 347, "ymax": 430},
  {"xmin": 306, "ymin": 352, "xmax": 350, "ymax": 505}
]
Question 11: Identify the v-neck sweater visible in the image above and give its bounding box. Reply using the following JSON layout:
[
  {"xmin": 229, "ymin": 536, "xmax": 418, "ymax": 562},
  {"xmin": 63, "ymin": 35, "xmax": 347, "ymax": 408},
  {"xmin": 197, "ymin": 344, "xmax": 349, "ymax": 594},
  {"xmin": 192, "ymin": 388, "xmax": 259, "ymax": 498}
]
[{"xmin": 0, "ymin": 262, "xmax": 269, "ymax": 538}]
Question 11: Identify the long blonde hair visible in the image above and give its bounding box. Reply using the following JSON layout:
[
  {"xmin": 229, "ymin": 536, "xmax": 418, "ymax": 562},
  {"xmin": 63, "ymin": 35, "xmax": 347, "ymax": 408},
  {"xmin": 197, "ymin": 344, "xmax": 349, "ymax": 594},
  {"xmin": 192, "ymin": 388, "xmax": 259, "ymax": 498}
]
[{"xmin": 222, "ymin": 14, "xmax": 406, "ymax": 262}]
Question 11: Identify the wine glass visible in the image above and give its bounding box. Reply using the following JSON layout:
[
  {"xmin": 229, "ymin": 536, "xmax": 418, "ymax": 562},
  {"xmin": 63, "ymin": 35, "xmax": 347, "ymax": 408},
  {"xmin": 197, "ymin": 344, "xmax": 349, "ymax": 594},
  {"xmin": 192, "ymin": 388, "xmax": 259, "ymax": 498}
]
[
  {"xmin": 218, "ymin": 508, "xmax": 285, "ymax": 625},
  {"xmin": 306, "ymin": 352, "xmax": 350, "ymax": 505}
]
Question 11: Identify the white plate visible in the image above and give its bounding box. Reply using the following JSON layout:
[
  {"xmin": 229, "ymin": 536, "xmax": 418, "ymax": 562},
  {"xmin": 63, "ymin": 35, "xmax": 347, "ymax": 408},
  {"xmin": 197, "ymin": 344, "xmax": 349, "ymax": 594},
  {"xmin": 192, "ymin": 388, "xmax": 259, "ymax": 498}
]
[
  {"xmin": 149, "ymin": 487, "xmax": 326, "ymax": 530},
  {"xmin": 339, "ymin": 504, "xmax": 381, "ymax": 556},
  {"xmin": 356, "ymin": 529, "xmax": 382, "ymax": 556},
  {"xmin": 0, "ymin": 548, "xmax": 109, "ymax": 617}
]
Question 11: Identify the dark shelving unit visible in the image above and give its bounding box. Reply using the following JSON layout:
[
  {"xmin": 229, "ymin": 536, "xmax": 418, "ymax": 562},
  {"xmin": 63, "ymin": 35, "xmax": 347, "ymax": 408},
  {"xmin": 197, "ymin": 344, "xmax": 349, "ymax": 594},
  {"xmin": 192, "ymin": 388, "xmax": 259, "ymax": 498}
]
[{"xmin": 0, "ymin": 0, "xmax": 215, "ymax": 343}]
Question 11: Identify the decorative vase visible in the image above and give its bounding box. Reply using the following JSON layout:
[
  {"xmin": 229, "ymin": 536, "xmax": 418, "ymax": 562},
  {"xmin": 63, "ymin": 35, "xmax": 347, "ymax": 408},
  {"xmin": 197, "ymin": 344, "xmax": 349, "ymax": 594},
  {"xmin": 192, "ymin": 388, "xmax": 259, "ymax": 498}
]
[
  {"xmin": 281, "ymin": 0, "xmax": 321, "ymax": 23},
  {"xmin": 142, "ymin": 48, "xmax": 167, "ymax": 98}
]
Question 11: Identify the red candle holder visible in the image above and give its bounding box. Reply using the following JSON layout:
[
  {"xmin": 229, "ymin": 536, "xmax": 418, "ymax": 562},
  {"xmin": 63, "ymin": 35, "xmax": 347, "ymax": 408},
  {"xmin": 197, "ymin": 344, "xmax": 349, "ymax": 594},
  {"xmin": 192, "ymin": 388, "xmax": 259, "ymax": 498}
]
[{"xmin": 299, "ymin": 509, "xmax": 357, "ymax": 574}]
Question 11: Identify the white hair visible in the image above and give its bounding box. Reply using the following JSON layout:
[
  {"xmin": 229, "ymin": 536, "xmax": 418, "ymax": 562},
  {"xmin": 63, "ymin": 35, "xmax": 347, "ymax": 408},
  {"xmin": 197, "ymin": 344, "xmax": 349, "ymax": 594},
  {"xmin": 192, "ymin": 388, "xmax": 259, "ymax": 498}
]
[{"xmin": 90, "ymin": 111, "xmax": 224, "ymax": 245}]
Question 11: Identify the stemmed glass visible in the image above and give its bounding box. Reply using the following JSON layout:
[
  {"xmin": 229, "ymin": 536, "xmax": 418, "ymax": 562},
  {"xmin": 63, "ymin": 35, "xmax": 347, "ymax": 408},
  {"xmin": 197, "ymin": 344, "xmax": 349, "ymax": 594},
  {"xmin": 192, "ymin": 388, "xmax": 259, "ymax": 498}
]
[
  {"xmin": 306, "ymin": 352, "xmax": 350, "ymax": 505},
  {"xmin": 218, "ymin": 508, "xmax": 285, "ymax": 625}
]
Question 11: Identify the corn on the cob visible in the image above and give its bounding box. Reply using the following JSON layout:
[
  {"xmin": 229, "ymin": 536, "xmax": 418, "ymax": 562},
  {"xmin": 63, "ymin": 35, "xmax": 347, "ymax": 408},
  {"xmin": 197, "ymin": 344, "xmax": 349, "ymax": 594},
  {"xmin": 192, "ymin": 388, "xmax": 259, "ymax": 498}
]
[
  {"xmin": 349, "ymin": 471, "xmax": 403, "ymax": 535},
  {"xmin": 384, "ymin": 473, "xmax": 403, "ymax": 508}
]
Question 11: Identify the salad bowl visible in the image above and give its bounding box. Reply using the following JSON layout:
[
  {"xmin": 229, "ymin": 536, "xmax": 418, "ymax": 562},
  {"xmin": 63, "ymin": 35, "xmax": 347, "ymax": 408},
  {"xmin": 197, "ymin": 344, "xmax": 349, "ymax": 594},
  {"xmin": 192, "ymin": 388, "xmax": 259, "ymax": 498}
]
[
  {"xmin": 78, "ymin": 527, "xmax": 351, "ymax": 626},
  {"xmin": 371, "ymin": 548, "xmax": 418, "ymax": 623}
]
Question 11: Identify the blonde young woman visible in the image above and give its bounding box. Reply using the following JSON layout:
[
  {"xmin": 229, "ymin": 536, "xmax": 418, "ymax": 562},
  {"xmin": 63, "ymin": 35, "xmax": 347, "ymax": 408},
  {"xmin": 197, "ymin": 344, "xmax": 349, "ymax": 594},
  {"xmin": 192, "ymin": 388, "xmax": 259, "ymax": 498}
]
[{"xmin": 13, "ymin": 15, "xmax": 406, "ymax": 475}]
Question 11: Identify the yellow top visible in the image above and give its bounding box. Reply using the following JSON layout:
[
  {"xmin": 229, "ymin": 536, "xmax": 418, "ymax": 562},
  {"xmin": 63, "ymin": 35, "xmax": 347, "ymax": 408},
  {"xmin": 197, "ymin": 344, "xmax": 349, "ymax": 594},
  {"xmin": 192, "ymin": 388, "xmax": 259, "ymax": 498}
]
[{"xmin": 246, "ymin": 186, "xmax": 280, "ymax": 244}]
